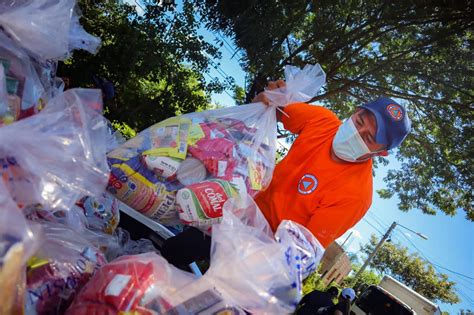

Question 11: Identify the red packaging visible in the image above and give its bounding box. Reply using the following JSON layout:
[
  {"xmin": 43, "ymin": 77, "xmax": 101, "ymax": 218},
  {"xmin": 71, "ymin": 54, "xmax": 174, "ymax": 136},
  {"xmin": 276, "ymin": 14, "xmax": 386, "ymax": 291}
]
[
  {"xmin": 188, "ymin": 138, "xmax": 236, "ymax": 181},
  {"xmin": 67, "ymin": 255, "xmax": 161, "ymax": 315}
]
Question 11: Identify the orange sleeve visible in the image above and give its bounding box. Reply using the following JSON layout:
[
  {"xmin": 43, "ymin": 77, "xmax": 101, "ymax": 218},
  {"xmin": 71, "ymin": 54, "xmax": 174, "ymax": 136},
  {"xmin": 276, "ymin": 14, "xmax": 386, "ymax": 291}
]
[
  {"xmin": 306, "ymin": 199, "xmax": 366, "ymax": 248},
  {"xmin": 281, "ymin": 103, "xmax": 339, "ymax": 134}
]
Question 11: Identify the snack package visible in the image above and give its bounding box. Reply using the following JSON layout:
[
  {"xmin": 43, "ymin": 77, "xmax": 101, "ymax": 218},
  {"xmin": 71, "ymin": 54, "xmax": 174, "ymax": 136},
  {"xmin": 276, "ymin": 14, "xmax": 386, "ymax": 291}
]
[
  {"xmin": 75, "ymin": 193, "xmax": 120, "ymax": 234},
  {"xmin": 69, "ymin": 196, "xmax": 310, "ymax": 314},
  {"xmin": 0, "ymin": 182, "xmax": 40, "ymax": 315},
  {"xmin": 107, "ymin": 64, "xmax": 326, "ymax": 226},
  {"xmin": 0, "ymin": 88, "xmax": 110, "ymax": 211},
  {"xmin": 0, "ymin": 0, "xmax": 101, "ymax": 61},
  {"xmin": 0, "ymin": 31, "xmax": 47, "ymax": 124},
  {"xmin": 25, "ymin": 222, "xmax": 107, "ymax": 315},
  {"xmin": 67, "ymin": 253, "xmax": 197, "ymax": 315}
]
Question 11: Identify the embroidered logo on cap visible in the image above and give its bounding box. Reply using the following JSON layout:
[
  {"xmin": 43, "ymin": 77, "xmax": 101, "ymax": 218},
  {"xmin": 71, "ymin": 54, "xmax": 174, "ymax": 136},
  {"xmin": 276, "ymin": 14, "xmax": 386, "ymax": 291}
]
[
  {"xmin": 298, "ymin": 174, "xmax": 318, "ymax": 195},
  {"xmin": 387, "ymin": 104, "xmax": 403, "ymax": 121}
]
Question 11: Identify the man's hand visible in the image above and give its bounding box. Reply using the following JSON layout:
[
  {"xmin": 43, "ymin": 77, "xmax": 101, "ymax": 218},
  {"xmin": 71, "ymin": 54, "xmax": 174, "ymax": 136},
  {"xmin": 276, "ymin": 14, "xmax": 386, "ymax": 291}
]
[{"xmin": 252, "ymin": 79, "xmax": 286, "ymax": 106}]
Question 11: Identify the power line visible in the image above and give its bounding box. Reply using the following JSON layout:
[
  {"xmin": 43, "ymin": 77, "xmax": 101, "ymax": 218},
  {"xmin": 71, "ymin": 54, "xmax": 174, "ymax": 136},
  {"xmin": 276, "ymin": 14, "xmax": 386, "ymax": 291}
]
[
  {"xmin": 204, "ymin": 73, "xmax": 234, "ymax": 100},
  {"xmin": 215, "ymin": 33, "xmax": 244, "ymax": 60},
  {"xmin": 366, "ymin": 211, "xmax": 389, "ymax": 231},
  {"xmin": 431, "ymin": 263, "xmax": 474, "ymax": 281},
  {"xmin": 396, "ymin": 231, "xmax": 474, "ymax": 281},
  {"xmin": 396, "ymin": 230, "xmax": 474, "ymax": 307},
  {"xmin": 362, "ymin": 217, "xmax": 385, "ymax": 236}
]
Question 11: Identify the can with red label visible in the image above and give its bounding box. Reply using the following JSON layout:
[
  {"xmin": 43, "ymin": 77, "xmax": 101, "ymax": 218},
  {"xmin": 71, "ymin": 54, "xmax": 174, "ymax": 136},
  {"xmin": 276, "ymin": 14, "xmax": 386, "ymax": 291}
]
[{"xmin": 176, "ymin": 179, "xmax": 236, "ymax": 232}]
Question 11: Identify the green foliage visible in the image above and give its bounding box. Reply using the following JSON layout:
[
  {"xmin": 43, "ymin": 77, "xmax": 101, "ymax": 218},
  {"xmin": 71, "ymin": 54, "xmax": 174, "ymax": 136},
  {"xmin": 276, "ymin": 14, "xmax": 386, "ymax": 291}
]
[
  {"xmin": 59, "ymin": 0, "xmax": 233, "ymax": 132},
  {"xmin": 302, "ymin": 272, "xmax": 326, "ymax": 295},
  {"xmin": 343, "ymin": 264, "xmax": 382, "ymax": 294},
  {"xmin": 111, "ymin": 120, "xmax": 136, "ymax": 140},
  {"xmin": 361, "ymin": 234, "xmax": 459, "ymax": 304},
  {"xmin": 193, "ymin": 0, "xmax": 474, "ymax": 220},
  {"xmin": 233, "ymin": 85, "xmax": 247, "ymax": 105}
]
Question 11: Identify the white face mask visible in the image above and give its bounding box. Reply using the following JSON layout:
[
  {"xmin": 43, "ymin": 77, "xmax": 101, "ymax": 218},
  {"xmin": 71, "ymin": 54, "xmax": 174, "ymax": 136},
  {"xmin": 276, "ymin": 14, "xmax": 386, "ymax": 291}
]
[{"xmin": 332, "ymin": 118, "xmax": 371, "ymax": 162}]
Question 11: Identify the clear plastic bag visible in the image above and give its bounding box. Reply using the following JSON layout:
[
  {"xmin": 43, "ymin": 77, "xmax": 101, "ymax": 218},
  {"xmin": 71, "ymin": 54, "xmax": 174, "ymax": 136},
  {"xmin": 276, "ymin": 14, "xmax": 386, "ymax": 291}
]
[
  {"xmin": 275, "ymin": 220, "xmax": 325, "ymax": 284},
  {"xmin": 0, "ymin": 88, "xmax": 110, "ymax": 210},
  {"xmin": 0, "ymin": 31, "xmax": 47, "ymax": 123},
  {"xmin": 107, "ymin": 64, "xmax": 326, "ymax": 230},
  {"xmin": 67, "ymin": 252, "xmax": 198, "ymax": 315},
  {"xmin": 75, "ymin": 193, "xmax": 120, "ymax": 234},
  {"xmin": 68, "ymin": 196, "xmax": 306, "ymax": 314},
  {"xmin": 25, "ymin": 222, "xmax": 107, "ymax": 315},
  {"xmin": 104, "ymin": 228, "xmax": 159, "ymax": 261},
  {"xmin": 0, "ymin": 181, "xmax": 41, "ymax": 315},
  {"xmin": 0, "ymin": 0, "xmax": 101, "ymax": 61}
]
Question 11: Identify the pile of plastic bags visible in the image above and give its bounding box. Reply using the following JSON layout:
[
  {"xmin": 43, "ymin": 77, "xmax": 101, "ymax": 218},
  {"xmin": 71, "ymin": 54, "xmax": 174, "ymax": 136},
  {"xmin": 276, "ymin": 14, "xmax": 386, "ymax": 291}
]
[{"xmin": 0, "ymin": 1, "xmax": 327, "ymax": 314}]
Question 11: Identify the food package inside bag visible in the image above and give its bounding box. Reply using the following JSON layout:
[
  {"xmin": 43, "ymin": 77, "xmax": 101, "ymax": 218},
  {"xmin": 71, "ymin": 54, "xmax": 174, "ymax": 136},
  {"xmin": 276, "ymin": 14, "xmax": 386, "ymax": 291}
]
[
  {"xmin": 176, "ymin": 179, "xmax": 238, "ymax": 233},
  {"xmin": 107, "ymin": 64, "xmax": 326, "ymax": 226},
  {"xmin": 68, "ymin": 196, "xmax": 302, "ymax": 314},
  {"xmin": 0, "ymin": 182, "xmax": 41, "ymax": 315},
  {"xmin": 67, "ymin": 252, "xmax": 198, "ymax": 315},
  {"xmin": 25, "ymin": 222, "xmax": 107, "ymax": 315},
  {"xmin": 0, "ymin": 88, "xmax": 110, "ymax": 211},
  {"xmin": 0, "ymin": 32, "xmax": 47, "ymax": 124}
]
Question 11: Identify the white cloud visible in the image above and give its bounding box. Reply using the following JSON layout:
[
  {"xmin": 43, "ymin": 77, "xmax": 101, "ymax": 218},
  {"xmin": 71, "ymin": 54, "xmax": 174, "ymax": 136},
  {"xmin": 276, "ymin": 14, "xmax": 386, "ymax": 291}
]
[
  {"xmin": 404, "ymin": 232, "xmax": 412, "ymax": 238},
  {"xmin": 350, "ymin": 229, "xmax": 363, "ymax": 239}
]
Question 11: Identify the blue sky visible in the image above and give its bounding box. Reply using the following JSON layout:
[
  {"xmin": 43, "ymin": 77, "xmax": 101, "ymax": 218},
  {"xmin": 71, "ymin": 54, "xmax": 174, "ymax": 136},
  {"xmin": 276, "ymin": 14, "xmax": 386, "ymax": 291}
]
[{"xmin": 125, "ymin": 1, "xmax": 473, "ymax": 313}]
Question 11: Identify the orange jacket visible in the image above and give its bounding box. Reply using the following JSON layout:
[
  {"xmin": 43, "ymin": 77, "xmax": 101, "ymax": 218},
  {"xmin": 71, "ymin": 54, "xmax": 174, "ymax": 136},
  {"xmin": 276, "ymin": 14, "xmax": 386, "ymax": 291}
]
[{"xmin": 255, "ymin": 103, "xmax": 373, "ymax": 247}]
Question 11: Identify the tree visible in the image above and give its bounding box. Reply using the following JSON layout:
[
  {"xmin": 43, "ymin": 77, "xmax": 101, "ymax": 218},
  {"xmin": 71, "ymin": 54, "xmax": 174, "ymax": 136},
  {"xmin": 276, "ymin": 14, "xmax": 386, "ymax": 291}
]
[
  {"xmin": 360, "ymin": 234, "xmax": 459, "ymax": 304},
  {"xmin": 342, "ymin": 264, "xmax": 382, "ymax": 294},
  {"xmin": 193, "ymin": 0, "xmax": 473, "ymax": 220},
  {"xmin": 59, "ymin": 0, "xmax": 233, "ymax": 132}
]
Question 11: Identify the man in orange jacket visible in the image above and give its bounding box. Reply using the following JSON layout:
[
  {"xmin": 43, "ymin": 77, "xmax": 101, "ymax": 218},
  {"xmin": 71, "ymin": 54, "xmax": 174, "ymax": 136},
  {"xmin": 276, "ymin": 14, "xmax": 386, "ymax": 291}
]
[
  {"xmin": 254, "ymin": 80, "xmax": 411, "ymax": 248},
  {"xmin": 161, "ymin": 80, "xmax": 411, "ymax": 267}
]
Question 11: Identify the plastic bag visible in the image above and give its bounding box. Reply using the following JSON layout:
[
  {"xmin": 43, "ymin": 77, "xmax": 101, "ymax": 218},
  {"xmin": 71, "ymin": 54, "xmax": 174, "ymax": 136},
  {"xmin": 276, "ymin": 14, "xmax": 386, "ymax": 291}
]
[
  {"xmin": 107, "ymin": 64, "xmax": 326, "ymax": 229},
  {"xmin": 0, "ymin": 31, "xmax": 46, "ymax": 123},
  {"xmin": 0, "ymin": 181, "xmax": 41, "ymax": 315},
  {"xmin": 75, "ymin": 193, "xmax": 120, "ymax": 234},
  {"xmin": 275, "ymin": 220, "xmax": 325, "ymax": 285},
  {"xmin": 67, "ymin": 252, "xmax": 198, "ymax": 315},
  {"xmin": 0, "ymin": 0, "xmax": 101, "ymax": 61},
  {"xmin": 104, "ymin": 228, "xmax": 159, "ymax": 261},
  {"xmin": 24, "ymin": 222, "xmax": 107, "ymax": 315},
  {"xmin": 68, "ymin": 196, "xmax": 304, "ymax": 314},
  {"xmin": 0, "ymin": 88, "xmax": 110, "ymax": 210}
]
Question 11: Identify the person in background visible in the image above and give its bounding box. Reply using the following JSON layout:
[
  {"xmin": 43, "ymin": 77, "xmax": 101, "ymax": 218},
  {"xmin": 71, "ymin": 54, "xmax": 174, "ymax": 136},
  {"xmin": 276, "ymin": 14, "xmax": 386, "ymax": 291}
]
[
  {"xmin": 317, "ymin": 287, "xmax": 356, "ymax": 315},
  {"xmin": 296, "ymin": 286, "xmax": 339, "ymax": 315}
]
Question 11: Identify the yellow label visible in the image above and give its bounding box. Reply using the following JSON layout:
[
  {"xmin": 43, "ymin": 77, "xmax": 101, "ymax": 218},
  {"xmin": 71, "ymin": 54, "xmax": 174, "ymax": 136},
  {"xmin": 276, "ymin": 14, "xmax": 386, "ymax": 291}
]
[
  {"xmin": 248, "ymin": 160, "xmax": 263, "ymax": 191},
  {"xmin": 188, "ymin": 123, "xmax": 205, "ymax": 145}
]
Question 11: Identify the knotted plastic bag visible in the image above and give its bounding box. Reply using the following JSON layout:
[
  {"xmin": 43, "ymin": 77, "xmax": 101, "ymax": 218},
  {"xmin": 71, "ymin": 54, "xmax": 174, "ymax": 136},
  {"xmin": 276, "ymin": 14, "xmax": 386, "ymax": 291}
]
[
  {"xmin": 107, "ymin": 64, "xmax": 326, "ymax": 230},
  {"xmin": 0, "ymin": 0, "xmax": 101, "ymax": 61},
  {"xmin": 275, "ymin": 220, "xmax": 325, "ymax": 290},
  {"xmin": 0, "ymin": 88, "xmax": 110, "ymax": 210}
]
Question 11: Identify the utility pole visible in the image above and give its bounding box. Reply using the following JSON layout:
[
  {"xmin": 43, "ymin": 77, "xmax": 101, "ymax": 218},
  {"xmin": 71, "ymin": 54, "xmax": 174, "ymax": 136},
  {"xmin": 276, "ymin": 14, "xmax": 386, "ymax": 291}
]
[
  {"xmin": 353, "ymin": 221, "xmax": 397, "ymax": 281},
  {"xmin": 340, "ymin": 231, "xmax": 354, "ymax": 249}
]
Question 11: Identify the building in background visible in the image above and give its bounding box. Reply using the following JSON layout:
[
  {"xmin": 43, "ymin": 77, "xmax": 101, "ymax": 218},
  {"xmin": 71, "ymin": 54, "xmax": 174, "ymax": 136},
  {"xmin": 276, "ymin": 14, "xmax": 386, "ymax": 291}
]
[{"xmin": 320, "ymin": 242, "xmax": 352, "ymax": 285}]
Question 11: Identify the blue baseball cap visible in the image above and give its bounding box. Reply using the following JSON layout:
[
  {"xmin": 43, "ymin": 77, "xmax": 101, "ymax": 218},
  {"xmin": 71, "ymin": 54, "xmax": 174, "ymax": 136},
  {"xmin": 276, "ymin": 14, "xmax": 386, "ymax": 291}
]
[{"xmin": 359, "ymin": 97, "xmax": 411, "ymax": 150}]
